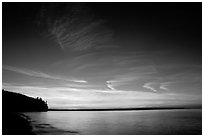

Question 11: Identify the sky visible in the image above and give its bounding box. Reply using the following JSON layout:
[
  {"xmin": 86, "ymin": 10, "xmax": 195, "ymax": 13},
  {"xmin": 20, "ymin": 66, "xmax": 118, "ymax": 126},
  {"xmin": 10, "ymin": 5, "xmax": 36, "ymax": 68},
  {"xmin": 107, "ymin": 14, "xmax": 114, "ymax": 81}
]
[{"xmin": 3, "ymin": 2, "xmax": 202, "ymax": 109}]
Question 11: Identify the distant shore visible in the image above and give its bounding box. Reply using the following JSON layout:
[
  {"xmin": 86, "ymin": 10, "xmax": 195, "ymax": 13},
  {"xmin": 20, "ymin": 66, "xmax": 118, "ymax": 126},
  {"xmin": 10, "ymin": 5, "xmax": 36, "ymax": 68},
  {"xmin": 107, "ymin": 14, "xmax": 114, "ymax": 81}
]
[{"xmin": 49, "ymin": 106, "xmax": 202, "ymax": 111}]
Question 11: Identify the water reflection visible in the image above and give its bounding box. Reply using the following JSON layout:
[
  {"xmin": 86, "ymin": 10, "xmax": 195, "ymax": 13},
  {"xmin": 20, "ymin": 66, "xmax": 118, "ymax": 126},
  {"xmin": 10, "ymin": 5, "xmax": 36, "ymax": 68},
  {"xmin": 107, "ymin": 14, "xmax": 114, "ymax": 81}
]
[{"xmin": 25, "ymin": 109, "xmax": 202, "ymax": 135}]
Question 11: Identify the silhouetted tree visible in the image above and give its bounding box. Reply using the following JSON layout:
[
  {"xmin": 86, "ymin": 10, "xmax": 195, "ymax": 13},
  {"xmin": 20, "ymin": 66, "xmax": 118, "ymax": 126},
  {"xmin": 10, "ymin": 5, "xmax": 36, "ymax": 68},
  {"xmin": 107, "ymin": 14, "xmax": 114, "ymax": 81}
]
[{"xmin": 2, "ymin": 89, "xmax": 48, "ymax": 112}]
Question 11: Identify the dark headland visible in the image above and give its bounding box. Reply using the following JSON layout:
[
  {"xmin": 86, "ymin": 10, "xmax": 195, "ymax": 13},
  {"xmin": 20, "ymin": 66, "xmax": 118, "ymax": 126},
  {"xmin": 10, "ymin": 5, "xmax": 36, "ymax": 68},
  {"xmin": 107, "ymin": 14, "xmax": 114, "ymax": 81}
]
[{"xmin": 2, "ymin": 89, "xmax": 48, "ymax": 135}]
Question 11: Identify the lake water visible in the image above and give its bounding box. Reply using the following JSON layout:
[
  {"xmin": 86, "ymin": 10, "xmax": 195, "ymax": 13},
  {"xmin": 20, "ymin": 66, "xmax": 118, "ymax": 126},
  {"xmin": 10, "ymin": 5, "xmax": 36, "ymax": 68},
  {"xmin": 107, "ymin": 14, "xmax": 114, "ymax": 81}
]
[{"xmin": 24, "ymin": 109, "xmax": 202, "ymax": 135}]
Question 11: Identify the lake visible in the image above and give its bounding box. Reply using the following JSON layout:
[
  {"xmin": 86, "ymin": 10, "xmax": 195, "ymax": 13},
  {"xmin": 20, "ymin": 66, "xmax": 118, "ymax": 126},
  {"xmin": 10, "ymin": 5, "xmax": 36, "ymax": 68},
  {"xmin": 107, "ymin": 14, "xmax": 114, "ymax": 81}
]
[{"xmin": 24, "ymin": 109, "xmax": 202, "ymax": 135}]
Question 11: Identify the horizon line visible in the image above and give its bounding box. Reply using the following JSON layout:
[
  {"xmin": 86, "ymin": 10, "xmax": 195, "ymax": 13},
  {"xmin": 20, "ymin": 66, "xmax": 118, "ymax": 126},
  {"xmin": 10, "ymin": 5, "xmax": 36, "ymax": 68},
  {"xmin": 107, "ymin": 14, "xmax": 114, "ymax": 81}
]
[{"xmin": 48, "ymin": 106, "xmax": 202, "ymax": 111}]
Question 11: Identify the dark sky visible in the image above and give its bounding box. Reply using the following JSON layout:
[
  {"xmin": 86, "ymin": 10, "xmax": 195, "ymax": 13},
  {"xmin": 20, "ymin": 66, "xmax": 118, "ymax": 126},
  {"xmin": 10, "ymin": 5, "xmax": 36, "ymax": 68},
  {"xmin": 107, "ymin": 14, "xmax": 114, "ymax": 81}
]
[{"xmin": 3, "ymin": 2, "xmax": 202, "ymax": 108}]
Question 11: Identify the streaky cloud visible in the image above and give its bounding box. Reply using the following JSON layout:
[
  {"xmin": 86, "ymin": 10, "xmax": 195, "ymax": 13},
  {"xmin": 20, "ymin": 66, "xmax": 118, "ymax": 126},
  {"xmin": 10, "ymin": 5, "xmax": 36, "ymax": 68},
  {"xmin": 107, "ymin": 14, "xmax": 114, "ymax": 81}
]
[
  {"xmin": 106, "ymin": 81, "xmax": 115, "ymax": 90},
  {"xmin": 72, "ymin": 80, "xmax": 87, "ymax": 83},
  {"xmin": 159, "ymin": 82, "xmax": 173, "ymax": 91},
  {"xmin": 3, "ymin": 65, "xmax": 87, "ymax": 83},
  {"xmin": 37, "ymin": 3, "xmax": 115, "ymax": 51},
  {"xmin": 143, "ymin": 82, "xmax": 158, "ymax": 92},
  {"xmin": 4, "ymin": 82, "xmax": 201, "ymax": 109}
]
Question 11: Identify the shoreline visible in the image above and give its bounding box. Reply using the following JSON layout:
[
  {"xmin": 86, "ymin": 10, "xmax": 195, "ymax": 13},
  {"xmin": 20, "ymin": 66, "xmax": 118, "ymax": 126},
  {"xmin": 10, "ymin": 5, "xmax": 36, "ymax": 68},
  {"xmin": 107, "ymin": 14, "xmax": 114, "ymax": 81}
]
[
  {"xmin": 48, "ymin": 107, "xmax": 202, "ymax": 111},
  {"xmin": 2, "ymin": 112, "xmax": 35, "ymax": 135}
]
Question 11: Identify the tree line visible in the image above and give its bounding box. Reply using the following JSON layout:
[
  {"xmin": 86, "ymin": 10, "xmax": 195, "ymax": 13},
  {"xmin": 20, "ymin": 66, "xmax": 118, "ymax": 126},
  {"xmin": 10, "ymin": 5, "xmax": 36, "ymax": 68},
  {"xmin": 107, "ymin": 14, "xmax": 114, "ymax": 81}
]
[{"xmin": 2, "ymin": 89, "xmax": 48, "ymax": 112}]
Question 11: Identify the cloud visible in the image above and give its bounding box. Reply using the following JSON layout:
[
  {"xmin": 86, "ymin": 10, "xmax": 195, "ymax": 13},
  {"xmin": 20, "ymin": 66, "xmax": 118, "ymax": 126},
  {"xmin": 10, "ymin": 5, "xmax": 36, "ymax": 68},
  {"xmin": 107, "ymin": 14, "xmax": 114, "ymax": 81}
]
[
  {"xmin": 37, "ymin": 3, "xmax": 115, "ymax": 51},
  {"xmin": 143, "ymin": 82, "xmax": 158, "ymax": 92},
  {"xmin": 51, "ymin": 50, "xmax": 158, "ymax": 81},
  {"xmin": 72, "ymin": 80, "xmax": 87, "ymax": 83},
  {"xmin": 65, "ymin": 83, "xmax": 99, "ymax": 89},
  {"xmin": 3, "ymin": 65, "xmax": 54, "ymax": 78},
  {"xmin": 2, "ymin": 82, "xmax": 122, "ymax": 99},
  {"xmin": 142, "ymin": 81, "xmax": 176, "ymax": 93},
  {"xmin": 110, "ymin": 76, "xmax": 143, "ymax": 84},
  {"xmin": 106, "ymin": 81, "xmax": 115, "ymax": 90},
  {"xmin": 3, "ymin": 81, "xmax": 201, "ymax": 109},
  {"xmin": 3, "ymin": 65, "xmax": 87, "ymax": 83},
  {"xmin": 159, "ymin": 82, "xmax": 172, "ymax": 91}
]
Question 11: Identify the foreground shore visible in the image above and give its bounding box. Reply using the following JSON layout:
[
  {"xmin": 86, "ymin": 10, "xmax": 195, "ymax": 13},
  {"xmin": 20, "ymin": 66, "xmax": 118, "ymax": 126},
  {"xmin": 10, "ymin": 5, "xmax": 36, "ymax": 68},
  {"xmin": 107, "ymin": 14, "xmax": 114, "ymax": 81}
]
[{"xmin": 2, "ymin": 112, "xmax": 34, "ymax": 135}]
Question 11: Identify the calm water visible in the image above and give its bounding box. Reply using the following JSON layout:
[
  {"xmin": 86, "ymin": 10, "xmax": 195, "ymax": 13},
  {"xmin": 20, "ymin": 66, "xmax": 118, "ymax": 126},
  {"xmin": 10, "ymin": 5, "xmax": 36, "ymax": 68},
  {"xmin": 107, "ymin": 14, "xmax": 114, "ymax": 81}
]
[{"xmin": 24, "ymin": 109, "xmax": 202, "ymax": 135}]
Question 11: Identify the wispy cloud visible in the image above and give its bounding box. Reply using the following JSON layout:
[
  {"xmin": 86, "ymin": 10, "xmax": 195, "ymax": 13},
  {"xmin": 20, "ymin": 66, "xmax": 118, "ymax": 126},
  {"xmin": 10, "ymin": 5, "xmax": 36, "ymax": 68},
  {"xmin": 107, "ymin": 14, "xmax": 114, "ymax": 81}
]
[
  {"xmin": 143, "ymin": 82, "xmax": 158, "ymax": 92},
  {"xmin": 3, "ymin": 65, "xmax": 87, "ymax": 83},
  {"xmin": 65, "ymin": 83, "xmax": 100, "ymax": 89},
  {"xmin": 3, "ymin": 82, "xmax": 201, "ymax": 109},
  {"xmin": 51, "ymin": 50, "xmax": 158, "ymax": 80},
  {"xmin": 72, "ymin": 80, "xmax": 87, "ymax": 83},
  {"xmin": 106, "ymin": 81, "xmax": 115, "ymax": 90},
  {"xmin": 143, "ymin": 81, "xmax": 172, "ymax": 92},
  {"xmin": 105, "ymin": 76, "xmax": 141, "ymax": 91},
  {"xmin": 142, "ymin": 68, "xmax": 201, "ymax": 93},
  {"xmin": 37, "ymin": 3, "xmax": 115, "ymax": 51},
  {"xmin": 159, "ymin": 82, "xmax": 173, "ymax": 91}
]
